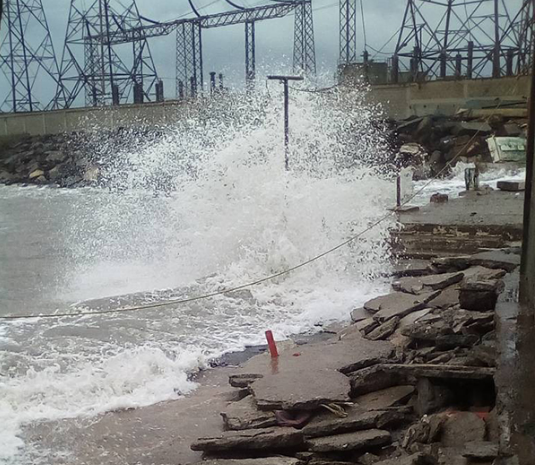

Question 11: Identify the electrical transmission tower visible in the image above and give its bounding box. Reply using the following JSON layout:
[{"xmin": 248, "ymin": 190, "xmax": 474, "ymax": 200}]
[
  {"xmin": 339, "ymin": 0, "xmax": 357, "ymax": 65},
  {"xmin": 0, "ymin": 0, "xmax": 63, "ymax": 113},
  {"xmin": 55, "ymin": 0, "xmax": 159, "ymax": 109},
  {"xmin": 392, "ymin": 0, "xmax": 535, "ymax": 82},
  {"xmin": 293, "ymin": 0, "xmax": 316, "ymax": 75}
]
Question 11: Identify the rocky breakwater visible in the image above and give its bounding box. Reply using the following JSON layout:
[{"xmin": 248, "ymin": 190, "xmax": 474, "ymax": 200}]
[
  {"xmin": 189, "ymin": 249, "xmax": 520, "ymax": 465},
  {"xmin": 391, "ymin": 110, "xmax": 527, "ymax": 179}
]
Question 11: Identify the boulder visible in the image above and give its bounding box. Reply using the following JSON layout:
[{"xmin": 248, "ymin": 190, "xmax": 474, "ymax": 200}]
[
  {"xmin": 364, "ymin": 291, "xmax": 440, "ymax": 322},
  {"xmin": 440, "ymin": 412, "xmax": 486, "ymax": 447},
  {"xmin": 306, "ymin": 429, "xmax": 391, "ymax": 452},
  {"xmin": 190, "ymin": 427, "xmax": 304, "ymax": 452},
  {"xmin": 221, "ymin": 396, "xmax": 277, "ymax": 430}
]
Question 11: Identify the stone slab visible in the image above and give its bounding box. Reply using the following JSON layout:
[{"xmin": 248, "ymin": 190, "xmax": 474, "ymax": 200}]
[
  {"xmin": 221, "ymin": 396, "xmax": 277, "ymax": 431},
  {"xmin": 497, "ymin": 181, "xmax": 525, "ymax": 192},
  {"xmin": 462, "ymin": 441, "xmax": 499, "ymax": 459},
  {"xmin": 351, "ymin": 307, "xmax": 373, "ymax": 323},
  {"xmin": 353, "ymin": 386, "xmax": 415, "ymax": 411},
  {"xmin": 306, "ymin": 429, "xmax": 391, "ymax": 452},
  {"xmin": 392, "ymin": 272, "xmax": 464, "ymax": 295},
  {"xmin": 365, "ymin": 317, "xmax": 400, "ymax": 341},
  {"xmin": 302, "ymin": 406, "xmax": 389, "ymax": 438},
  {"xmin": 251, "ymin": 369, "xmax": 351, "ymax": 411},
  {"xmin": 461, "ymin": 265, "xmax": 507, "ymax": 282},
  {"xmin": 349, "ymin": 365, "xmax": 411, "ymax": 396},
  {"xmin": 467, "ymin": 250, "xmax": 520, "ymax": 272},
  {"xmin": 192, "ymin": 459, "xmax": 300, "ymax": 465},
  {"xmin": 364, "ymin": 291, "xmax": 440, "ymax": 322},
  {"xmin": 190, "ymin": 427, "xmax": 304, "ymax": 452},
  {"xmin": 369, "ymin": 364, "xmax": 495, "ymax": 380}
]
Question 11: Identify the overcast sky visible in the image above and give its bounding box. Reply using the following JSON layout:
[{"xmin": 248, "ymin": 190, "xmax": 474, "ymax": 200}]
[{"xmin": 0, "ymin": 0, "xmax": 525, "ymax": 108}]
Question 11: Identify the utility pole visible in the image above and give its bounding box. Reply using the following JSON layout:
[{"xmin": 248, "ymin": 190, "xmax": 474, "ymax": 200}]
[{"xmin": 267, "ymin": 75, "xmax": 304, "ymax": 171}]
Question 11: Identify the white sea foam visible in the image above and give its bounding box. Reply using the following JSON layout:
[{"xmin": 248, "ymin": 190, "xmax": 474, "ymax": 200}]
[{"xmin": 0, "ymin": 86, "xmax": 395, "ymax": 463}]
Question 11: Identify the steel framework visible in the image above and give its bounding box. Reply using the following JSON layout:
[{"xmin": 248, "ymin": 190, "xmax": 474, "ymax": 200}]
[
  {"xmin": 293, "ymin": 0, "xmax": 316, "ymax": 75},
  {"xmin": 93, "ymin": 1, "xmax": 315, "ymax": 97},
  {"xmin": 339, "ymin": 0, "xmax": 357, "ymax": 65},
  {"xmin": 393, "ymin": 0, "xmax": 535, "ymax": 82},
  {"xmin": 55, "ymin": 0, "xmax": 159, "ymax": 108},
  {"xmin": 0, "ymin": 0, "xmax": 63, "ymax": 112}
]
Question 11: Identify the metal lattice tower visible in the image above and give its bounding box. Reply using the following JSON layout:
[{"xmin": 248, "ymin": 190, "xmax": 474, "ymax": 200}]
[
  {"xmin": 55, "ymin": 0, "xmax": 159, "ymax": 108},
  {"xmin": 0, "ymin": 0, "xmax": 63, "ymax": 113},
  {"xmin": 393, "ymin": 0, "xmax": 535, "ymax": 82},
  {"xmin": 293, "ymin": 0, "xmax": 316, "ymax": 75},
  {"xmin": 245, "ymin": 21, "xmax": 256, "ymax": 89},
  {"xmin": 339, "ymin": 0, "xmax": 357, "ymax": 65},
  {"xmin": 176, "ymin": 21, "xmax": 203, "ymax": 98},
  {"xmin": 514, "ymin": 0, "xmax": 535, "ymax": 74}
]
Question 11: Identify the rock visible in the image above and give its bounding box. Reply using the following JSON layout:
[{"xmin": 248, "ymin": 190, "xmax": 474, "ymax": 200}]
[
  {"xmin": 191, "ymin": 458, "xmax": 300, "ymax": 465},
  {"xmin": 229, "ymin": 374, "xmax": 264, "ymax": 388},
  {"xmin": 353, "ymin": 385, "xmax": 415, "ymax": 411},
  {"xmin": 364, "ymin": 291, "xmax": 440, "ymax": 322},
  {"xmin": 28, "ymin": 169, "xmax": 45, "ymax": 179},
  {"xmin": 374, "ymin": 364, "xmax": 495, "ymax": 380},
  {"xmin": 497, "ymin": 180, "xmax": 525, "ymax": 192},
  {"xmin": 431, "ymin": 256, "xmax": 471, "ymax": 272},
  {"xmin": 462, "ymin": 441, "xmax": 499, "ymax": 459},
  {"xmin": 35, "ymin": 175, "xmax": 47, "ymax": 184},
  {"xmin": 467, "ymin": 250, "xmax": 520, "ymax": 272},
  {"xmin": 460, "ymin": 266, "xmax": 506, "ymax": 282},
  {"xmin": 430, "ymin": 193, "xmax": 448, "ymax": 203},
  {"xmin": 349, "ymin": 364, "xmax": 412, "ymax": 397},
  {"xmin": 358, "ymin": 452, "xmax": 381, "ymax": 465},
  {"xmin": 459, "ymin": 282, "xmax": 501, "ymax": 311},
  {"xmin": 440, "ymin": 412, "xmax": 486, "ymax": 447},
  {"xmin": 427, "ymin": 287, "xmax": 460, "ymax": 309},
  {"xmin": 499, "ymin": 123, "xmax": 522, "ymax": 137},
  {"xmin": 356, "ymin": 318, "xmax": 380, "ymax": 335},
  {"xmin": 221, "ymin": 396, "xmax": 277, "ymax": 431},
  {"xmin": 251, "ymin": 369, "xmax": 351, "ymax": 411},
  {"xmin": 435, "ymin": 334, "xmax": 479, "ymax": 351},
  {"xmin": 365, "ymin": 317, "xmax": 400, "ymax": 341},
  {"xmin": 403, "ymin": 414, "xmax": 445, "ymax": 448},
  {"xmin": 392, "ymin": 272, "xmax": 464, "ymax": 295},
  {"xmin": 415, "ymin": 378, "xmax": 453, "ymax": 416},
  {"xmin": 352, "ymin": 307, "xmax": 373, "ymax": 323},
  {"xmin": 83, "ymin": 164, "xmax": 100, "ymax": 182},
  {"xmin": 302, "ymin": 406, "xmax": 394, "ymax": 438},
  {"xmin": 400, "ymin": 315, "xmax": 449, "ymax": 341},
  {"xmin": 190, "ymin": 427, "xmax": 304, "ymax": 452},
  {"xmin": 306, "ymin": 429, "xmax": 391, "ymax": 452},
  {"xmin": 398, "ymin": 308, "xmax": 433, "ymax": 329},
  {"xmin": 45, "ymin": 150, "xmax": 67, "ymax": 164}
]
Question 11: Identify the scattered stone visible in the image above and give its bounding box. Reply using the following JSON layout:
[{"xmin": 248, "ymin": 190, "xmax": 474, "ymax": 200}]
[
  {"xmin": 229, "ymin": 374, "xmax": 264, "ymax": 388},
  {"xmin": 392, "ymin": 272, "xmax": 463, "ymax": 295},
  {"xmin": 190, "ymin": 427, "xmax": 304, "ymax": 452},
  {"xmin": 467, "ymin": 250, "xmax": 520, "ymax": 272},
  {"xmin": 398, "ymin": 308, "xmax": 433, "ymax": 329},
  {"xmin": 221, "ymin": 396, "xmax": 277, "ymax": 431},
  {"xmin": 251, "ymin": 369, "xmax": 350, "ymax": 411},
  {"xmin": 440, "ymin": 412, "xmax": 486, "ymax": 447},
  {"xmin": 349, "ymin": 365, "xmax": 410, "ymax": 396},
  {"xmin": 430, "ymin": 193, "xmax": 448, "ymax": 204},
  {"xmin": 374, "ymin": 364, "xmax": 495, "ymax": 380},
  {"xmin": 462, "ymin": 441, "xmax": 499, "ymax": 459},
  {"xmin": 431, "ymin": 256, "xmax": 471, "ymax": 272},
  {"xmin": 460, "ymin": 266, "xmax": 506, "ymax": 282},
  {"xmin": 427, "ymin": 287, "xmax": 460, "ymax": 309},
  {"xmin": 435, "ymin": 334, "xmax": 479, "ymax": 351},
  {"xmin": 306, "ymin": 429, "xmax": 391, "ymax": 452},
  {"xmin": 353, "ymin": 386, "xmax": 414, "ymax": 411},
  {"xmin": 364, "ymin": 291, "xmax": 440, "ymax": 322},
  {"xmin": 497, "ymin": 180, "xmax": 525, "ymax": 192},
  {"xmin": 365, "ymin": 317, "xmax": 400, "ymax": 341},
  {"xmin": 356, "ymin": 318, "xmax": 380, "ymax": 335}
]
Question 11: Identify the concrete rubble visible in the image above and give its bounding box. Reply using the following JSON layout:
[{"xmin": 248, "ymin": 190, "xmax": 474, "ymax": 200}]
[{"xmin": 190, "ymin": 247, "xmax": 520, "ymax": 465}]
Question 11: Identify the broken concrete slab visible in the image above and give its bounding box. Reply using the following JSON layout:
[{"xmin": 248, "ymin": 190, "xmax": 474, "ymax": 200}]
[
  {"xmin": 364, "ymin": 291, "xmax": 440, "ymax": 322},
  {"xmin": 221, "ymin": 396, "xmax": 277, "ymax": 431},
  {"xmin": 462, "ymin": 441, "xmax": 499, "ymax": 459},
  {"xmin": 440, "ymin": 412, "xmax": 486, "ymax": 447},
  {"xmin": 191, "ymin": 458, "xmax": 300, "ymax": 465},
  {"xmin": 467, "ymin": 250, "xmax": 520, "ymax": 272},
  {"xmin": 356, "ymin": 318, "xmax": 380, "ymax": 335},
  {"xmin": 229, "ymin": 374, "xmax": 264, "ymax": 388},
  {"xmin": 392, "ymin": 272, "xmax": 463, "ymax": 295},
  {"xmin": 306, "ymin": 429, "xmax": 391, "ymax": 452},
  {"xmin": 301, "ymin": 406, "xmax": 394, "ymax": 438},
  {"xmin": 427, "ymin": 287, "xmax": 460, "ymax": 309},
  {"xmin": 190, "ymin": 427, "xmax": 304, "ymax": 452},
  {"xmin": 365, "ymin": 317, "xmax": 400, "ymax": 341},
  {"xmin": 250, "ymin": 369, "xmax": 351, "ymax": 411},
  {"xmin": 399, "ymin": 308, "xmax": 433, "ymax": 329},
  {"xmin": 353, "ymin": 386, "xmax": 415, "ymax": 411},
  {"xmin": 349, "ymin": 365, "xmax": 411, "ymax": 396},
  {"xmin": 497, "ymin": 180, "xmax": 525, "ymax": 192},
  {"xmin": 352, "ymin": 307, "xmax": 373, "ymax": 323}
]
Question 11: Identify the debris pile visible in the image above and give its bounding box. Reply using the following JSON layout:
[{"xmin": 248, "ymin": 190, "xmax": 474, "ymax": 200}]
[
  {"xmin": 392, "ymin": 112, "xmax": 528, "ymax": 179},
  {"xmin": 190, "ymin": 249, "xmax": 520, "ymax": 465}
]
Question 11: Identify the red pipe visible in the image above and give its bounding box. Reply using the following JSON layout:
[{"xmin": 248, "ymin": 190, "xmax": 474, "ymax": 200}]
[{"xmin": 265, "ymin": 330, "xmax": 279, "ymax": 358}]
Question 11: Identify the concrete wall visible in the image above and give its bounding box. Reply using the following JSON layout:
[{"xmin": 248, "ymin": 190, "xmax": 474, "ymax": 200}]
[
  {"xmin": 368, "ymin": 75, "xmax": 532, "ymax": 120},
  {"xmin": 0, "ymin": 99, "xmax": 193, "ymax": 137}
]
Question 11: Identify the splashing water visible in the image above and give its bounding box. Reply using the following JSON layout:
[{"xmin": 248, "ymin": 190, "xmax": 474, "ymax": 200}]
[{"xmin": 0, "ymin": 86, "xmax": 396, "ymax": 463}]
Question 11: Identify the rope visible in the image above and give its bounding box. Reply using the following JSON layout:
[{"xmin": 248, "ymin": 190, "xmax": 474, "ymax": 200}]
[{"xmin": 0, "ymin": 97, "xmax": 510, "ymax": 321}]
